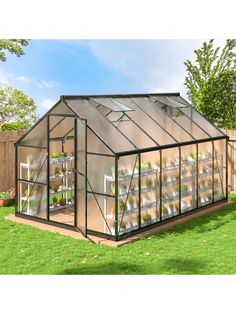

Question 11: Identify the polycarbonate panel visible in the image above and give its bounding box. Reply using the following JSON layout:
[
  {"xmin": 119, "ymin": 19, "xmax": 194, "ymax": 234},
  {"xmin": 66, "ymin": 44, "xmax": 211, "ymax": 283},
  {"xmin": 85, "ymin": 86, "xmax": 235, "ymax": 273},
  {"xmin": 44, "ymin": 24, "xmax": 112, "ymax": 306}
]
[
  {"xmin": 172, "ymin": 112, "xmax": 209, "ymax": 139},
  {"xmin": 87, "ymin": 128, "xmax": 114, "ymax": 155},
  {"xmin": 140, "ymin": 151, "xmax": 160, "ymax": 226},
  {"xmin": 180, "ymin": 144, "xmax": 197, "ymax": 213},
  {"xmin": 18, "ymin": 146, "xmax": 47, "ymax": 183},
  {"xmin": 67, "ymin": 98, "xmax": 134, "ymax": 152},
  {"xmin": 198, "ymin": 142, "xmax": 213, "ymax": 207},
  {"xmin": 17, "ymin": 182, "xmax": 47, "ymax": 218},
  {"xmin": 113, "ymin": 120, "xmax": 156, "ymax": 149},
  {"xmin": 118, "ymin": 155, "xmax": 139, "ymax": 235},
  {"xmin": 181, "ymin": 106, "xmax": 224, "ymax": 137},
  {"xmin": 161, "ymin": 147, "xmax": 180, "ymax": 220},
  {"xmin": 77, "ymin": 119, "xmax": 86, "ymax": 234},
  {"xmin": 213, "ymin": 139, "xmax": 226, "ymax": 200},
  {"xmin": 87, "ymin": 193, "xmax": 114, "ymax": 235},
  {"xmin": 49, "ymin": 116, "xmax": 75, "ymax": 226},
  {"xmin": 130, "ymin": 97, "xmax": 193, "ymax": 142},
  {"xmin": 91, "ymin": 97, "xmax": 133, "ymax": 112},
  {"xmin": 87, "ymin": 155, "xmax": 115, "ymax": 194},
  {"xmin": 50, "ymin": 101, "xmax": 76, "ymax": 115},
  {"xmin": 50, "ymin": 116, "xmax": 74, "ymax": 139},
  {"xmin": 115, "ymin": 97, "xmax": 176, "ymax": 145},
  {"xmin": 19, "ymin": 117, "xmax": 47, "ymax": 147}
]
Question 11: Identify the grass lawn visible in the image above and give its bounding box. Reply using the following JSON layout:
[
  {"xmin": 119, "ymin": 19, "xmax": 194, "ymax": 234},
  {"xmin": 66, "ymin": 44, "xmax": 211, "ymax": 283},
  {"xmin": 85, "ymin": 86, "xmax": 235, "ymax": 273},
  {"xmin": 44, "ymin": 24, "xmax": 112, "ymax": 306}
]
[{"xmin": 0, "ymin": 194, "xmax": 236, "ymax": 274}]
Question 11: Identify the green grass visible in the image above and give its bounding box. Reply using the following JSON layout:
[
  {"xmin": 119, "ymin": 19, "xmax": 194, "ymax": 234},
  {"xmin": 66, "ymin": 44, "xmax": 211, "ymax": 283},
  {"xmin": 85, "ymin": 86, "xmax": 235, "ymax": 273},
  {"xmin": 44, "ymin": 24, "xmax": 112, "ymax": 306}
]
[{"xmin": 1, "ymin": 194, "xmax": 236, "ymax": 274}]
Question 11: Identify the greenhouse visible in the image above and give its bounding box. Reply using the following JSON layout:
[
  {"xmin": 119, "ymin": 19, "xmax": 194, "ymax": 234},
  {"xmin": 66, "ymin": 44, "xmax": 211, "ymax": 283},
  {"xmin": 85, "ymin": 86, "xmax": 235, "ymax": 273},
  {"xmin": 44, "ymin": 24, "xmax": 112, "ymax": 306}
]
[{"xmin": 15, "ymin": 93, "xmax": 229, "ymax": 241}]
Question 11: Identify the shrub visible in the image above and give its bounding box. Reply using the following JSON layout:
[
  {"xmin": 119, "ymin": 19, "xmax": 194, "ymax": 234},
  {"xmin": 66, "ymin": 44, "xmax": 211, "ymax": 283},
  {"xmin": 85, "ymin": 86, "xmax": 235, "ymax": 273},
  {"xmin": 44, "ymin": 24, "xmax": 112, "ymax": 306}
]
[{"xmin": 1, "ymin": 121, "xmax": 30, "ymax": 131}]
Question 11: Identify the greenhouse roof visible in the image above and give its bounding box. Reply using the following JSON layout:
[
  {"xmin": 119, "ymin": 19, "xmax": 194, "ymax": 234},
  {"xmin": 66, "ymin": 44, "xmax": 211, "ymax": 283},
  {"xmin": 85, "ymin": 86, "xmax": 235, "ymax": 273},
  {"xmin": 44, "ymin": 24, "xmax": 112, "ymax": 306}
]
[{"xmin": 17, "ymin": 93, "xmax": 227, "ymax": 155}]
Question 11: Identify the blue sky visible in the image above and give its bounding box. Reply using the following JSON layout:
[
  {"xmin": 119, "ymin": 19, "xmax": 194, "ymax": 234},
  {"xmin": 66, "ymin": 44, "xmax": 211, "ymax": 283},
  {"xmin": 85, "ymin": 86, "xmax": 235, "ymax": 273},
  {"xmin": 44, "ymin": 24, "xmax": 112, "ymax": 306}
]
[{"xmin": 0, "ymin": 39, "xmax": 225, "ymax": 116}]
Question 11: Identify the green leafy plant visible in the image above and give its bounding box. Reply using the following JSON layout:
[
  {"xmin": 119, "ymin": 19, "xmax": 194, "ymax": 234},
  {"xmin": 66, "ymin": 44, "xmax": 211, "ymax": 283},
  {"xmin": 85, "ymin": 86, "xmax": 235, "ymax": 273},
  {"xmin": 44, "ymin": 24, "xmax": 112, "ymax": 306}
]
[
  {"xmin": 128, "ymin": 196, "xmax": 135, "ymax": 208},
  {"xmin": 162, "ymin": 157, "xmax": 168, "ymax": 167},
  {"xmin": 54, "ymin": 166, "xmax": 60, "ymax": 177},
  {"xmin": 142, "ymin": 212, "xmax": 152, "ymax": 222},
  {"xmin": 141, "ymin": 161, "xmax": 152, "ymax": 170},
  {"xmin": 0, "ymin": 192, "xmax": 11, "ymax": 200},
  {"xmin": 61, "ymin": 167, "xmax": 66, "ymax": 174},
  {"xmin": 163, "ymin": 173, "xmax": 168, "ymax": 184},
  {"xmin": 52, "ymin": 196, "xmax": 58, "ymax": 207},
  {"xmin": 119, "ymin": 199, "xmax": 126, "ymax": 211},
  {"xmin": 51, "ymin": 153, "xmax": 59, "ymax": 159},
  {"xmin": 1, "ymin": 121, "xmax": 30, "ymax": 131},
  {"xmin": 59, "ymin": 197, "xmax": 66, "ymax": 206}
]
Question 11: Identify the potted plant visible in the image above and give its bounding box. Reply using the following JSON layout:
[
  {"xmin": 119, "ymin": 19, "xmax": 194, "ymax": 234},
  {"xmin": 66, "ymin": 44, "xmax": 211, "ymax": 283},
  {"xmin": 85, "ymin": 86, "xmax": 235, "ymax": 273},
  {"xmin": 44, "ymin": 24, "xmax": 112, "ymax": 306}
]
[
  {"xmin": 0, "ymin": 192, "xmax": 11, "ymax": 207},
  {"xmin": 168, "ymin": 203, "xmax": 174, "ymax": 214},
  {"xmin": 128, "ymin": 196, "xmax": 135, "ymax": 210},
  {"xmin": 54, "ymin": 166, "xmax": 60, "ymax": 177},
  {"xmin": 26, "ymin": 154, "xmax": 33, "ymax": 164},
  {"xmin": 119, "ymin": 199, "xmax": 126, "ymax": 213},
  {"xmin": 142, "ymin": 212, "xmax": 152, "ymax": 223},
  {"xmin": 52, "ymin": 196, "xmax": 58, "ymax": 208},
  {"xmin": 61, "ymin": 167, "xmax": 66, "ymax": 176},
  {"xmin": 181, "ymin": 184, "xmax": 188, "ymax": 193},
  {"xmin": 162, "ymin": 157, "xmax": 168, "ymax": 167},
  {"xmin": 162, "ymin": 173, "xmax": 168, "ymax": 184},
  {"xmin": 59, "ymin": 197, "xmax": 66, "ymax": 206},
  {"xmin": 146, "ymin": 177, "xmax": 153, "ymax": 188}
]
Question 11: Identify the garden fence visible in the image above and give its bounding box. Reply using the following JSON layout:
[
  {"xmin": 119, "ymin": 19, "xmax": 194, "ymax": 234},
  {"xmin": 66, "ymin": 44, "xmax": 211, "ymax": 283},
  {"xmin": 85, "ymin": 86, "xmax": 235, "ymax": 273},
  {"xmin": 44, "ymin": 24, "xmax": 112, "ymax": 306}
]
[
  {"xmin": 224, "ymin": 130, "xmax": 236, "ymax": 192},
  {"xmin": 0, "ymin": 130, "xmax": 26, "ymax": 192},
  {"xmin": 0, "ymin": 128, "xmax": 236, "ymax": 193}
]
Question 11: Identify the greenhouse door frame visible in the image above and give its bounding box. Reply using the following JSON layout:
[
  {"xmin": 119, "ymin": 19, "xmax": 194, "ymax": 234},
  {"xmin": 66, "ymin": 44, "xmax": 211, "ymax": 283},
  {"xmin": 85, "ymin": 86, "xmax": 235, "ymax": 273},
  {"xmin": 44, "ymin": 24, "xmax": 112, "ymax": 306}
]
[{"xmin": 15, "ymin": 114, "xmax": 88, "ymax": 237}]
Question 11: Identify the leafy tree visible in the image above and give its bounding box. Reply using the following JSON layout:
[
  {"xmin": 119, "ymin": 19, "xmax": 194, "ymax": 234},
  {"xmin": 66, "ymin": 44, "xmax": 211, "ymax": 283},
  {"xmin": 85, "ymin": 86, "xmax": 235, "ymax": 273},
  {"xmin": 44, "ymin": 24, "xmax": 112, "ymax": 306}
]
[
  {"xmin": 0, "ymin": 39, "xmax": 29, "ymax": 62},
  {"xmin": 184, "ymin": 39, "xmax": 236, "ymax": 128},
  {"xmin": 0, "ymin": 84, "xmax": 38, "ymax": 129}
]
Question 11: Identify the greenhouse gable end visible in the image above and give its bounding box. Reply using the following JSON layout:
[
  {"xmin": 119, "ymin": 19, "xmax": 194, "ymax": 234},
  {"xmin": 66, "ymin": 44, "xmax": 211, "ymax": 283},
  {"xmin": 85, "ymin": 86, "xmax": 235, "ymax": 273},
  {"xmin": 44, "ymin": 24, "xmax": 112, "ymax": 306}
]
[{"xmin": 15, "ymin": 93, "xmax": 228, "ymax": 241}]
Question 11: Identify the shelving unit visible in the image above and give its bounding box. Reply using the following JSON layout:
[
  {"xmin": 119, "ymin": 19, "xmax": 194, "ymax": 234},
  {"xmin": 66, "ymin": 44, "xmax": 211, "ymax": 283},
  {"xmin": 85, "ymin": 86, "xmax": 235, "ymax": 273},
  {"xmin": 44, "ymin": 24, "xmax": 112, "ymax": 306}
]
[
  {"xmin": 49, "ymin": 156, "xmax": 74, "ymax": 212},
  {"xmin": 103, "ymin": 154, "xmax": 224, "ymax": 234}
]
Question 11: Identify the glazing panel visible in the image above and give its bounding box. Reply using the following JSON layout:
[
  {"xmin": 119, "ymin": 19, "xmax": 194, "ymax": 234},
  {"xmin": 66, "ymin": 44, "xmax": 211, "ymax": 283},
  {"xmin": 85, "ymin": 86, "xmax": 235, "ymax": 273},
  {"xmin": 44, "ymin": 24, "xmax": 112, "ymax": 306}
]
[
  {"xmin": 17, "ymin": 182, "xmax": 47, "ymax": 218},
  {"xmin": 68, "ymin": 98, "xmax": 134, "ymax": 152},
  {"xmin": 181, "ymin": 106, "xmax": 223, "ymax": 137},
  {"xmin": 50, "ymin": 116, "xmax": 74, "ymax": 139},
  {"xmin": 77, "ymin": 119, "xmax": 86, "ymax": 234},
  {"xmin": 87, "ymin": 128, "xmax": 114, "ymax": 155},
  {"xmin": 18, "ymin": 146, "xmax": 47, "ymax": 183},
  {"xmin": 130, "ymin": 97, "xmax": 193, "ymax": 142},
  {"xmin": 91, "ymin": 97, "xmax": 133, "ymax": 112},
  {"xmin": 161, "ymin": 147, "xmax": 180, "ymax": 220},
  {"xmin": 50, "ymin": 101, "xmax": 76, "ymax": 115},
  {"xmin": 87, "ymin": 155, "xmax": 115, "ymax": 194},
  {"xmin": 113, "ymin": 120, "xmax": 156, "ymax": 149},
  {"xmin": 140, "ymin": 151, "xmax": 160, "ymax": 227},
  {"xmin": 118, "ymin": 155, "xmax": 139, "ymax": 235},
  {"xmin": 174, "ymin": 108, "xmax": 210, "ymax": 139},
  {"xmin": 213, "ymin": 139, "xmax": 226, "ymax": 200},
  {"xmin": 87, "ymin": 193, "xmax": 114, "ymax": 235},
  {"xmin": 198, "ymin": 142, "xmax": 213, "ymax": 207},
  {"xmin": 180, "ymin": 144, "xmax": 197, "ymax": 213},
  {"xmin": 19, "ymin": 117, "xmax": 47, "ymax": 147}
]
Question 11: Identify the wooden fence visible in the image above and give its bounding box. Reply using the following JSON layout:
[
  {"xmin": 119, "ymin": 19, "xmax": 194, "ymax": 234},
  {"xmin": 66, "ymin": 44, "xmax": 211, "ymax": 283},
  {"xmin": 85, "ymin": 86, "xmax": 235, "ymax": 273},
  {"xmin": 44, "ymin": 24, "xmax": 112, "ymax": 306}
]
[
  {"xmin": 224, "ymin": 130, "xmax": 236, "ymax": 192},
  {"xmin": 0, "ymin": 130, "xmax": 26, "ymax": 192},
  {"xmin": 0, "ymin": 129, "xmax": 236, "ymax": 193}
]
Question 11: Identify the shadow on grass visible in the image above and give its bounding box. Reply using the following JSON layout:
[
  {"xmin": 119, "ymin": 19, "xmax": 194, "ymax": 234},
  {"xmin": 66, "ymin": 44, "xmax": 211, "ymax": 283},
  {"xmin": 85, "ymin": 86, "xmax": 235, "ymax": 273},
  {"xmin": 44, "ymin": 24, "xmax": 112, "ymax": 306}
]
[
  {"xmin": 59, "ymin": 262, "xmax": 143, "ymax": 275},
  {"xmin": 59, "ymin": 258, "xmax": 206, "ymax": 275},
  {"xmin": 157, "ymin": 257, "xmax": 207, "ymax": 274}
]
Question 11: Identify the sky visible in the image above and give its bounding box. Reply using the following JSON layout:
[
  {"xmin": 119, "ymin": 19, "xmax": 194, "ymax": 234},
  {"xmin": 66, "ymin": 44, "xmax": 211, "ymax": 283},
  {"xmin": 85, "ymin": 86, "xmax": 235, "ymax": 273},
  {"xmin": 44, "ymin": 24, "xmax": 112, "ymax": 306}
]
[{"xmin": 0, "ymin": 39, "xmax": 226, "ymax": 117}]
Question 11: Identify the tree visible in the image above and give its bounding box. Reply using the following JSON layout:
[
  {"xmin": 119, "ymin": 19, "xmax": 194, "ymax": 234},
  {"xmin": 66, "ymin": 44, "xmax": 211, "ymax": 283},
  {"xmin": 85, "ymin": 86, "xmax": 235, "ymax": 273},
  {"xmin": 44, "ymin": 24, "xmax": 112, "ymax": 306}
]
[
  {"xmin": 184, "ymin": 39, "xmax": 236, "ymax": 128},
  {"xmin": 0, "ymin": 39, "xmax": 29, "ymax": 62},
  {"xmin": 0, "ymin": 84, "xmax": 38, "ymax": 129}
]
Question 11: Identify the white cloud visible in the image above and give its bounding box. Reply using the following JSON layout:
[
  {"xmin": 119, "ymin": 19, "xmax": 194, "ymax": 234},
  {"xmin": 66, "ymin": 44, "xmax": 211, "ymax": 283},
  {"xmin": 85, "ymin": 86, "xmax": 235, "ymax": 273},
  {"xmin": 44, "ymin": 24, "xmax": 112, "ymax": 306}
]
[
  {"xmin": 14, "ymin": 75, "xmax": 32, "ymax": 83},
  {"xmin": 40, "ymin": 98, "xmax": 55, "ymax": 109},
  {"xmin": 88, "ymin": 40, "xmax": 205, "ymax": 97},
  {"xmin": 36, "ymin": 80, "xmax": 60, "ymax": 88}
]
